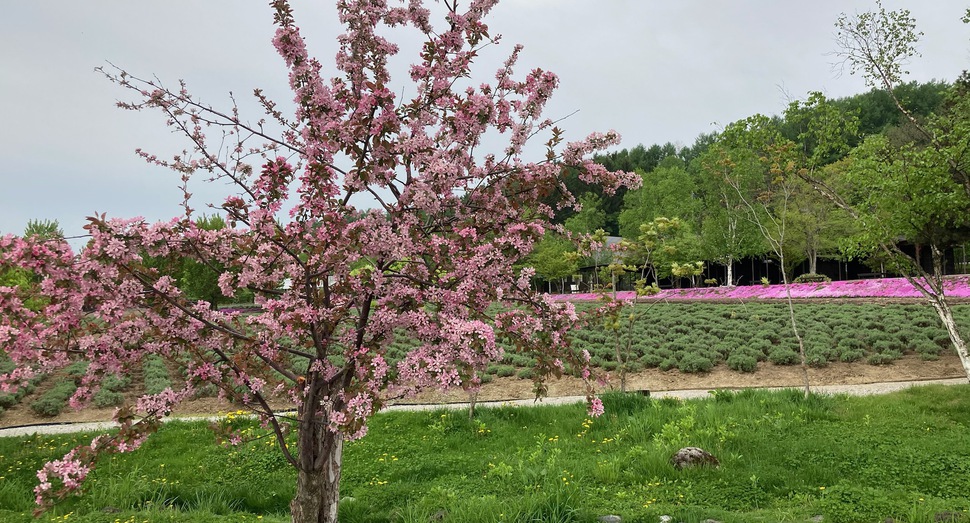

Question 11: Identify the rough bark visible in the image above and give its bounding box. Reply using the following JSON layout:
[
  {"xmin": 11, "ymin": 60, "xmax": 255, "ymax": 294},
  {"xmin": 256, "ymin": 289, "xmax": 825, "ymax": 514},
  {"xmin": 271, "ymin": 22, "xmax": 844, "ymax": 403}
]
[
  {"xmin": 291, "ymin": 430, "xmax": 344, "ymax": 523},
  {"xmin": 290, "ymin": 375, "xmax": 345, "ymax": 523}
]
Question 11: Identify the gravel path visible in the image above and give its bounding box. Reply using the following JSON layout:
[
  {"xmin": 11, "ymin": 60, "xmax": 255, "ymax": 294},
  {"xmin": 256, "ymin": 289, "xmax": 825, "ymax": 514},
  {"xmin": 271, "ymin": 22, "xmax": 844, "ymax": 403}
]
[{"xmin": 1, "ymin": 377, "xmax": 964, "ymax": 439}]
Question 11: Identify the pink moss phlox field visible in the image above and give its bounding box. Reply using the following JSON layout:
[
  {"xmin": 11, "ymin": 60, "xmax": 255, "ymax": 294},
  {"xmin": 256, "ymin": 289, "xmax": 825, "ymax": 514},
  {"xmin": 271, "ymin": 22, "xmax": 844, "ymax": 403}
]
[
  {"xmin": 1, "ymin": 0, "xmax": 640, "ymax": 512},
  {"xmin": 553, "ymin": 276, "xmax": 970, "ymax": 302}
]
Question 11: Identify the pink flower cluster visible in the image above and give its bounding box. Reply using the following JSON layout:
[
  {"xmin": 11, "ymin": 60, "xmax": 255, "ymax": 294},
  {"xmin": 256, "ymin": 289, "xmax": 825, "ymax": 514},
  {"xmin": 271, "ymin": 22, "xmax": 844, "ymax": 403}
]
[
  {"xmin": 34, "ymin": 452, "xmax": 90, "ymax": 506},
  {"xmin": 5, "ymin": 0, "xmax": 642, "ymax": 513},
  {"xmin": 554, "ymin": 276, "xmax": 970, "ymax": 302}
]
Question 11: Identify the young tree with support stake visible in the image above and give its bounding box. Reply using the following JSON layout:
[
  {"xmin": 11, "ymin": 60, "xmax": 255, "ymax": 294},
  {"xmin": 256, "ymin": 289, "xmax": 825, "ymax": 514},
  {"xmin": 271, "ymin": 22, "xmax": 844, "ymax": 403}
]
[{"xmin": 0, "ymin": 2, "xmax": 638, "ymax": 521}]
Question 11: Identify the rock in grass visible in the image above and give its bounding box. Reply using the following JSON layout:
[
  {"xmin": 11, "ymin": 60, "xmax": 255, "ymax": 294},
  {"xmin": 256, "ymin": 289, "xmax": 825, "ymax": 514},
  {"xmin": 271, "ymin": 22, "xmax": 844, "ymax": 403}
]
[
  {"xmin": 669, "ymin": 447, "xmax": 720, "ymax": 469},
  {"xmin": 597, "ymin": 516, "xmax": 622, "ymax": 523}
]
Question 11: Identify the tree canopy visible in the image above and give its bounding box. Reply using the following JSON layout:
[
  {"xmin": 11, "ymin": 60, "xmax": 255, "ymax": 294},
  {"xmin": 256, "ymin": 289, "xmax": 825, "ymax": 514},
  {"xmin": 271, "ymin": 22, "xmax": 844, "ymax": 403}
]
[{"xmin": 0, "ymin": 2, "xmax": 638, "ymax": 521}]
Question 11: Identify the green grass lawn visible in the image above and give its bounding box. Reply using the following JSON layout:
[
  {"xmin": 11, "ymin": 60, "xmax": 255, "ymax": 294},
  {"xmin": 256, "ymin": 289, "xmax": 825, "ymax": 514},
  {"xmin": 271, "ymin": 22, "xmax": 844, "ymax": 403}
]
[{"xmin": 2, "ymin": 385, "xmax": 970, "ymax": 522}]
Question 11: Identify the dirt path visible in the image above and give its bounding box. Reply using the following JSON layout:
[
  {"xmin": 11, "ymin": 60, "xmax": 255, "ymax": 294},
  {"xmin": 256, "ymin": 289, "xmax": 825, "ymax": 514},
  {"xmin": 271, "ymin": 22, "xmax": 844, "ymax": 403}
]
[{"xmin": 1, "ymin": 353, "xmax": 965, "ymax": 437}]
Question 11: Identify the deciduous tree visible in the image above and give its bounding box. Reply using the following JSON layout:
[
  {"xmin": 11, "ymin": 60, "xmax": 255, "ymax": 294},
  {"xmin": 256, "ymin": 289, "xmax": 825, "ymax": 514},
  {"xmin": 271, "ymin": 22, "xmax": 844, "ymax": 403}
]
[
  {"xmin": 0, "ymin": 2, "xmax": 637, "ymax": 521},
  {"xmin": 827, "ymin": 3, "xmax": 970, "ymax": 380},
  {"xmin": 715, "ymin": 115, "xmax": 812, "ymax": 396},
  {"xmin": 529, "ymin": 231, "xmax": 579, "ymax": 293},
  {"xmin": 695, "ymin": 147, "xmax": 766, "ymax": 286}
]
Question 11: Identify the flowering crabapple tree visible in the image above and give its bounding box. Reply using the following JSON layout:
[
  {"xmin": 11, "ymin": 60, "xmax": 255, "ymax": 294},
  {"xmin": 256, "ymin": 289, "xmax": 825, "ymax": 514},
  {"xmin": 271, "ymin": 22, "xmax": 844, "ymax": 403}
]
[{"xmin": 0, "ymin": 1, "xmax": 637, "ymax": 521}]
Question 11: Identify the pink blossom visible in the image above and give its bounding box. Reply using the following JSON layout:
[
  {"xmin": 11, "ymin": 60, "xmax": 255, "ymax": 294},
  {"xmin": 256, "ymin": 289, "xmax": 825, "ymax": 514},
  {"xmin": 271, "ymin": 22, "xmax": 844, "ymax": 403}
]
[
  {"xmin": 5, "ymin": 0, "xmax": 641, "ymax": 514},
  {"xmin": 552, "ymin": 276, "xmax": 970, "ymax": 302}
]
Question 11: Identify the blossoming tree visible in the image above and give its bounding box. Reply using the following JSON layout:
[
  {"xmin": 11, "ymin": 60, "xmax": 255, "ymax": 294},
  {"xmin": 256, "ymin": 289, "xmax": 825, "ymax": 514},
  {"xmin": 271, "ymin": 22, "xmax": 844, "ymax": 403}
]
[{"xmin": 0, "ymin": 1, "xmax": 637, "ymax": 521}]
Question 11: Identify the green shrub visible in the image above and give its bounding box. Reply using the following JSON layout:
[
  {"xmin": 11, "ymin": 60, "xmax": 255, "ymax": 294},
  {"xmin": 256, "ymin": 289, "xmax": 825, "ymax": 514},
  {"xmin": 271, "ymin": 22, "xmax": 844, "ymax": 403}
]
[
  {"xmin": 894, "ymin": 327, "xmax": 919, "ymax": 344},
  {"xmin": 640, "ymin": 353, "xmax": 663, "ymax": 368},
  {"xmin": 753, "ymin": 328, "xmax": 779, "ymax": 344},
  {"xmin": 508, "ymin": 354, "xmax": 534, "ymax": 367},
  {"xmin": 767, "ymin": 346, "xmax": 800, "ymax": 365},
  {"xmin": 0, "ymin": 381, "xmax": 35, "ymax": 409},
  {"xmin": 515, "ymin": 368, "xmax": 535, "ymax": 380},
  {"xmin": 747, "ymin": 339, "xmax": 773, "ymax": 360},
  {"xmin": 677, "ymin": 353, "xmax": 713, "ymax": 373},
  {"xmin": 726, "ymin": 353, "xmax": 758, "ymax": 372},
  {"xmin": 30, "ymin": 380, "xmax": 77, "ymax": 417},
  {"xmin": 143, "ymin": 355, "xmax": 173, "ymax": 394},
  {"xmin": 144, "ymin": 375, "xmax": 173, "ymax": 395},
  {"xmin": 0, "ymin": 393, "xmax": 17, "ymax": 410},
  {"xmin": 871, "ymin": 338, "xmax": 904, "ymax": 353},
  {"xmin": 831, "ymin": 325, "xmax": 857, "ymax": 340},
  {"xmin": 805, "ymin": 341, "xmax": 838, "ymax": 366},
  {"xmin": 793, "ymin": 273, "xmax": 832, "ymax": 283},
  {"xmin": 839, "ymin": 349, "xmax": 866, "ymax": 363},
  {"xmin": 914, "ymin": 339, "xmax": 943, "ymax": 359},
  {"xmin": 64, "ymin": 360, "xmax": 89, "ymax": 380},
  {"xmin": 495, "ymin": 365, "xmax": 515, "ymax": 378},
  {"xmin": 806, "ymin": 350, "xmax": 829, "ymax": 367},
  {"xmin": 712, "ymin": 342, "xmax": 734, "ymax": 359},
  {"xmin": 669, "ymin": 324, "xmax": 692, "ymax": 336},
  {"xmin": 629, "ymin": 340, "xmax": 652, "ymax": 359},
  {"xmin": 837, "ymin": 337, "xmax": 864, "ymax": 352},
  {"xmin": 102, "ymin": 373, "xmax": 131, "ymax": 392},
  {"xmin": 93, "ymin": 388, "xmax": 125, "ymax": 408},
  {"xmin": 867, "ymin": 350, "xmax": 901, "ymax": 365},
  {"xmin": 933, "ymin": 334, "xmax": 953, "ymax": 350},
  {"xmin": 192, "ymin": 383, "xmax": 220, "ymax": 398}
]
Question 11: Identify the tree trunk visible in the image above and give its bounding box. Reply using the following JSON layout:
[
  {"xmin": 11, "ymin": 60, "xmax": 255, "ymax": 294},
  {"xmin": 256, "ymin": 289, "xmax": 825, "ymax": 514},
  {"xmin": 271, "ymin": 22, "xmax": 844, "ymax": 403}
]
[
  {"xmin": 468, "ymin": 388, "xmax": 478, "ymax": 421},
  {"xmin": 291, "ymin": 430, "xmax": 343, "ymax": 523},
  {"xmin": 930, "ymin": 296, "xmax": 970, "ymax": 380},
  {"xmin": 780, "ymin": 262, "xmax": 811, "ymax": 398},
  {"xmin": 926, "ymin": 245, "xmax": 970, "ymax": 381},
  {"xmin": 612, "ymin": 275, "xmax": 627, "ymax": 393},
  {"xmin": 808, "ymin": 252, "xmax": 817, "ymax": 275},
  {"xmin": 725, "ymin": 256, "xmax": 734, "ymax": 286},
  {"xmin": 614, "ymin": 334, "xmax": 627, "ymax": 393}
]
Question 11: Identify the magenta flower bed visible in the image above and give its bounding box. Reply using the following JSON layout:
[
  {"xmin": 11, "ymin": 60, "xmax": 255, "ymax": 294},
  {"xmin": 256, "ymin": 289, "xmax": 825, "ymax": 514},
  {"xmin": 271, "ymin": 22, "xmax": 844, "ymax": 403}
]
[{"xmin": 553, "ymin": 276, "xmax": 970, "ymax": 302}]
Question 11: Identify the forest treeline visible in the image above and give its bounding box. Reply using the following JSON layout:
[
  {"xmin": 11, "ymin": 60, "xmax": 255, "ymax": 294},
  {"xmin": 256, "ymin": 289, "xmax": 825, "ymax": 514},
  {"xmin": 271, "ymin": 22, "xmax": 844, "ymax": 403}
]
[{"xmin": 531, "ymin": 78, "xmax": 968, "ymax": 290}]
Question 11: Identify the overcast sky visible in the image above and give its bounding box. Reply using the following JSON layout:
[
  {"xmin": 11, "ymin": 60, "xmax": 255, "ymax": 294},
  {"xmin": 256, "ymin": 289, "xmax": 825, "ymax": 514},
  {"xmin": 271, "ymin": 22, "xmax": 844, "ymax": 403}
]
[{"xmin": 1, "ymin": 1, "xmax": 968, "ymax": 240}]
